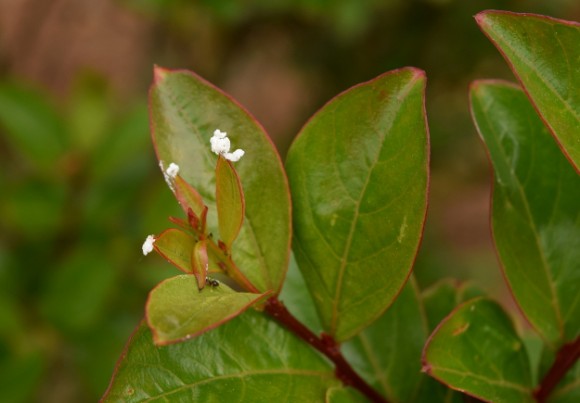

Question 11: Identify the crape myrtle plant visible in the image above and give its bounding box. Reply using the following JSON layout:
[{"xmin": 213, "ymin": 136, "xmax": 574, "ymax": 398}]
[{"xmin": 102, "ymin": 10, "xmax": 580, "ymax": 403}]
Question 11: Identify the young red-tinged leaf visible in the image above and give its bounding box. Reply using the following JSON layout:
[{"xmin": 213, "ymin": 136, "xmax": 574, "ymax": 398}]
[
  {"xmin": 173, "ymin": 175, "xmax": 205, "ymax": 219},
  {"xmin": 150, "ymin": 67, "xmax": 291, "ymax": 293},
  {"xmin": 102, "ymin": 311, "xmax": 340, "ymax": 402},
  {"xmin": 476, "ymin": 11, "xmax": 580, "ymax": 172},
  {"xmin": 471, "ymin": 81, "xmax": 580, "ymax": 348},
  {"xmin": 423, "ymin": 298, "xmax": 534, "ymax": 403},
  {"xmin": 152, "ymin": 228, "xmax": 196, "ymax": 274},
  {"xmin": 286, "ymin": 67, "xmax": 429, "ymax": 342},
  {"xmin": 191, "ymin": 240, "xmax": 208, "ymax": 289},
  {"xmin": 216, "ymin": 156, "xmax": 245, "ymax": 249},
  {"xmin": 146, "ymin": 275, "xmax": 271, "ymax": 345}
]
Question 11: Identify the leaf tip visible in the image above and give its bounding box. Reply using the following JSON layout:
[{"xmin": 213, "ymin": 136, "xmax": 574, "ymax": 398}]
[
  {"xmin": 473, "ymin": 11, "xmax": 489, "ymax": 27},
  {"xmin": 409, "ymin": 67, "xmax": 426, "ymax": 79},
  {"xmin": 153, "ymin": 65, "xmax": 170, "ymax": 83}
]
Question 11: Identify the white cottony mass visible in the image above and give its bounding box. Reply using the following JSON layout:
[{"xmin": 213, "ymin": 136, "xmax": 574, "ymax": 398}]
[
  {"xmin": 165, "ymin": 162, "xmax": 180, "ymax": 178},
  {"xmin": 210, "ymin": 129, "xmax": 245, "ymax": 162},
  {"xmin": 142, "ymin": 235, "xmax": 155, "ymax": 256}
]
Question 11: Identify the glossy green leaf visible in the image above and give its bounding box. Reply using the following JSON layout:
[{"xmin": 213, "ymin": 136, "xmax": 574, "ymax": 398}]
[
  {"xmin": 471, "ymin": 81, "xmax": 580, "ymax": 347},
  {"xmin": 216, "ymin": 156, "xmax": 245, "ymax": 249},
  {"xmin": 152, "ymin": 229, "xmax": 196, "ymax": 274},
  {"xmin": 150, "ymin": 67, "xmax": 291, "ymax": 293},
  {"xmin": 476, "ymin": 11, "xmax": 580, "ymax": 171},
  {"xmin": 102, "ymin": 311, "xmax": 340, "ymax": 402},
  {"xmin": 423, "ymin": 298, "xmax": 534, "ymax": 402},
  {"xmin": 343, "ymin": 279, "xmax": 440, "ymax": 402},
  {"xmin": 146, "ymin": 275, "xmax": 270, "ymax": 345},
  {"xmin": 286, "ymin": 67, "xmax": 429, "ymax": 341}
]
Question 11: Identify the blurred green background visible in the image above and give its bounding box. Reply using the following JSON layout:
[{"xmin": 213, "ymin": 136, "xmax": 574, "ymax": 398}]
[{"xmin": 0, "ymin": 0, "xmax": 578, "ymax": 401}]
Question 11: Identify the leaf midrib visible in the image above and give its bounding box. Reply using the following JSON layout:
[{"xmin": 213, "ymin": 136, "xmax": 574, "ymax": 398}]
[
  {"xmin": 139, "ymin": 368, "xmax": 335, "ymax": 402},
  {"xmin": 490, "ymin": 18, "xmax": 580, "ymax": 127},
  {"xmin": 431, "ymin": 365, "xmax": 533, "ymax": 395},
  {"xmin": 329, "ymin": 77, "xmax": 420, "ymax": 336},
  {"xmin": 479, "ymin": 90, "xmax": 564, "ymax": 342}
]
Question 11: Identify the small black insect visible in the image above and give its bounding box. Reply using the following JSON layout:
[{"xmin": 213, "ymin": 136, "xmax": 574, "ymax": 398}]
[{"xmin": 206, "ymin": 277, "xmax": 220, "ymax": 287}]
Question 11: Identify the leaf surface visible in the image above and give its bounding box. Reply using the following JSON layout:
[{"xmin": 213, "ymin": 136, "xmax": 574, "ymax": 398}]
[
  {"xmin": 149, "ymin": 67, "xmax": 291, "ymax": 293},
  {"xmin": 476, "ymin": 11, "xmax": 580, "ymax": 171},
  {"xmin": 216, "ymin": 156, "xmax": 245, "ymax": 248},
  {"xmin": 471, "ymin": 81, "xmax": 580, "ymax": 346},
  {"xmin": 421, "ymin": 279, "xmax": 485, "ymax": 331},
  {"xmin": 342, "ymin": 278, "xmax": 454, "ymax": 402},
  {"xmin": 286, "ymin": 68, "xmax": 429, "ymax": 341},
  {"xmin": 146, "ymin": 275, "xmax": 269, "ymax": 345},
  {"xmin": 423, "ymin": 298, "xmax": 534, "ymax": 403},
  {"xmin": 152, "ymin": 229, "xmax": 196, "ymax": 274},
  {"xmin": 102, "ymin": 311, "xmax": 340, "ymax": 402},
  {"xmin": 326, "ymin": 387, "xmax": 367, "ymax": 402}
]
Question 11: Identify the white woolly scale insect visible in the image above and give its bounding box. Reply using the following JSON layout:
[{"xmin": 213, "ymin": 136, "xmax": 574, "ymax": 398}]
[
  {"xmin": 142, "ymin": 235, "xmax": 155, "ymax": 256},
  {"xmin": 210, "ymin": 129, "xmax": 245, "ymax": 162},
  {"xmin": 159, "ymin": 160, "xmax": 181, "ymax": 191}
]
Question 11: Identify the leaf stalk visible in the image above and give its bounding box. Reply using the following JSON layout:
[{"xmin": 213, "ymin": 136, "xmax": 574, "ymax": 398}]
[
  {"xmin": 264, "ymin": 297, "xmax": 389, "ymax": 403},
  {"xmin": 534, "ymin": 336, "xmax": 580, "ymax": 402}
]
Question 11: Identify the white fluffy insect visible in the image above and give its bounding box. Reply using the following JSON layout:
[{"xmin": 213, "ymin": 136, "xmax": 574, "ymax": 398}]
[
  {"xmin": 142, "ymin": 235, "xmax": 155, "ymax": 256},
  {"xmin": 210, "ymin": 129, "xmax": 245, "ymax": 162}
]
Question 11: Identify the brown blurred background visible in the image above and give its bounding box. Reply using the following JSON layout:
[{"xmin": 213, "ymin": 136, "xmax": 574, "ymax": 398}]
[{"xmin": 0, "ymin": 0, "xmax": 578, "ymax": 401}]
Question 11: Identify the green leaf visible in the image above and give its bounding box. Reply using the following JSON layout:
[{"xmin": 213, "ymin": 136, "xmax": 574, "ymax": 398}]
[
  {"xmin": 421, "ymin": 279, "xmax": 486, "ymax": 331},
  {"xmin": 279, "ymin": 253, "xmax": 323, "ymax": 335},
  {"xmin": 216, "ymin": 156, "xmax": 245, "ymax": 249},
  {"xmin": 471, "ymin": 81, "xmax": 580, "ymax": 347},
  {"xmin": 342, "ymin": 279, "xmax": 433, "ymax": 402},
  {"xmin": 152, "ymin": 228, "xmax": 196, "ymax": 274},
  {"xmin": 286, "ymin": 67, "xmax": 429, "ymax": 342},
  {"xmin": 326, "ymin": 386, "xmax": 368, "ymax": 402},
  {"xmin": 0, "ymin": 82, "xmax": 67, "ymax": 170},
  {"xmin": 146, "ymin": 275, "xmax": 270, "ymax": 344},
  {"xmin": 173, "ymin": 174, "xmax": 205, "ymax": 219},
  {"xmin": 476, "ymin": 11, "xmax": 580, "ymax": 172},
  {"xmin": 150, "ymin": 67, "xmax": 291, "ymax": 293},
  {"xmin": 423, "ymin": 298, "xmax": 534, "ymax": 403},
  {"xmin": 102, "ymin": 311, "xmax": 340, "ymax": 402}
]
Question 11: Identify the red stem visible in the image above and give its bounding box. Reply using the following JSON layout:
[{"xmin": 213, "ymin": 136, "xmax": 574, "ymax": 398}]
[
  {"xmin": 534, "ymin": 336, "xmax": 580, "ymax": 402},
  {"xmin": 264, "ymin": 297, "xmax": 389, "ymax": 403}
]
